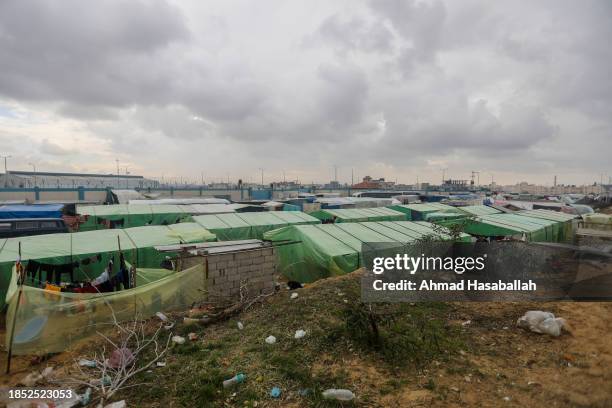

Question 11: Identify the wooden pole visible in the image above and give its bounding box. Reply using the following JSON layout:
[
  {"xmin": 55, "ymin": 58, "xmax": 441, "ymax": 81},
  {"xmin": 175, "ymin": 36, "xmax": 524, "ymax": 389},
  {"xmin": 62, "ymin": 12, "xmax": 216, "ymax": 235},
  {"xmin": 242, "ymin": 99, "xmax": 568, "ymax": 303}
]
[{"xmin": 6, "ymin": 242, "xmax": 24, "ymax": 374}]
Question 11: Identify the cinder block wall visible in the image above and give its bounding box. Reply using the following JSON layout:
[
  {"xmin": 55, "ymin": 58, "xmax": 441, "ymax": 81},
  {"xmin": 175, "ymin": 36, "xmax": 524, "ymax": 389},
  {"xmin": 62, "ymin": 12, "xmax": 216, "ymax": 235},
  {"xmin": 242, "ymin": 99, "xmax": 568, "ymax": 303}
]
[{"xmin": 181, "ymin": 247, "xmax": 276, "ymax": 301}]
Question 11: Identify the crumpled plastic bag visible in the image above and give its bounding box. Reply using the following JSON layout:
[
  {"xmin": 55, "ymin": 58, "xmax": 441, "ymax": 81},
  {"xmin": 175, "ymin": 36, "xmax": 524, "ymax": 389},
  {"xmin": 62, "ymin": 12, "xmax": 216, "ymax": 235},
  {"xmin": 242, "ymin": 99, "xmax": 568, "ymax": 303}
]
[{"xmin": 517, "ymin": 311, "xmax": 566, "ymax": 337}]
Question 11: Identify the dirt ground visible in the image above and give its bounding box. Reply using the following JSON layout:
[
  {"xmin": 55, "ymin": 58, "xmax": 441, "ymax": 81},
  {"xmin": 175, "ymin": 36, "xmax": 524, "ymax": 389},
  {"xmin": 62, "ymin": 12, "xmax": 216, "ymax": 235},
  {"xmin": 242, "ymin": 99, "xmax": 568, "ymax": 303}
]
[{"xmin": 0, "ymin": 272, "xmax": 611, "ymax": 407}]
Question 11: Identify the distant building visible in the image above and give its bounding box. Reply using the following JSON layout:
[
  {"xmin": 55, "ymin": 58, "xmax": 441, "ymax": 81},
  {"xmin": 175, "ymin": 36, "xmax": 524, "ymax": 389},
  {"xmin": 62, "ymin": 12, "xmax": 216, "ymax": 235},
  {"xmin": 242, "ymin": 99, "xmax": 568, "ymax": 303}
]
[
  {"xmin": 352, "ymin": 176, "xmax": 395, "ymax": 190},
  {"xmin": 441, "ymin": 179, "xmax": 468, "ymax": 191},
  {"xmin": 0, "ymin": 170, "xmax": 158, "ymax": 189}
]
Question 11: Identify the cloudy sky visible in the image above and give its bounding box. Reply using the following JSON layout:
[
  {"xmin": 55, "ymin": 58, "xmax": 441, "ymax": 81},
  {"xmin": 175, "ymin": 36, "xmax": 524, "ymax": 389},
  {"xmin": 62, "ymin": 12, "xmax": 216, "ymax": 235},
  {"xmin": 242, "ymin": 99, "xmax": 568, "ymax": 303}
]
[{"xmin": 0, "ymin": 0, "xmax": 610, "ymax": 186}]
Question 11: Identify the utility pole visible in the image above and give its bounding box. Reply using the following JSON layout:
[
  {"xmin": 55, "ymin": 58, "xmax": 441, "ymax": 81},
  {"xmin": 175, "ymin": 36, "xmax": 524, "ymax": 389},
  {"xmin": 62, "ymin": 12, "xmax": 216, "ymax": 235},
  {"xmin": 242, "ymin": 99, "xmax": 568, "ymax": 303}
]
[
  {"xmin": 333, "ymin": 165, "xmax": 338, "ymax": 183},
  {"xmin": 28, "ymin": 162, "xmax": 36, "ymax": 188},
  {"xmin": 351, "ymin": 168, "xmax": 354, "ymax": 186},
  {"xmin": 259, "ymin": 168, "xmax": 264, "ymax": 187},
  {"xmin": 441, "ymin": 168, "xmax": 448, "ymax": 186},
  {"xmin": 115, "ymin": 159, "xmax": 120, "ymax": 189},
  {"xmin": 1, "ymin": 155, "xmax": 12, "ymax": 188}
]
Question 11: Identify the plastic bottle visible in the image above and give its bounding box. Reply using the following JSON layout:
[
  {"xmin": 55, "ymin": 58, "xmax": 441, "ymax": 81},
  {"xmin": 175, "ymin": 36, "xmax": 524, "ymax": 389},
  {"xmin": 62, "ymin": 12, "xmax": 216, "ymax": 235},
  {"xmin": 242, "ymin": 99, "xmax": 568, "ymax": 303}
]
[
  {"xmin": 223, "ymin": 373, "xmax": 246, "ymax": 388},
  {"xmin": 322, "ymin": 389, "xmax": 355, "ymax": 401}
]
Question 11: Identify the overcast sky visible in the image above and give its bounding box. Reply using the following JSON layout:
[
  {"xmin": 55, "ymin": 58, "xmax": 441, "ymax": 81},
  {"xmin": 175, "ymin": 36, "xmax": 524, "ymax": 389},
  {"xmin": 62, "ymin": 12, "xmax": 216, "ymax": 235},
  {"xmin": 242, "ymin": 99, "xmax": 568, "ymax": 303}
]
[{"xmin": 0, "ymin": 0, "xmax": 610, "ymax": 186}]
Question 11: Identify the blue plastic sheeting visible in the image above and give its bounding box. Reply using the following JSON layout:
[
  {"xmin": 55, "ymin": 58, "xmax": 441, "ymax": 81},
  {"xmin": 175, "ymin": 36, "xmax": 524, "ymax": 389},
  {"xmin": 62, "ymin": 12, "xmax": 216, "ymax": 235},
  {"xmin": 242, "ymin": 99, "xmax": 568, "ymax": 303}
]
[{"xmin": 0, "ymin": 204, "xmax": 64, "ymax": 219}]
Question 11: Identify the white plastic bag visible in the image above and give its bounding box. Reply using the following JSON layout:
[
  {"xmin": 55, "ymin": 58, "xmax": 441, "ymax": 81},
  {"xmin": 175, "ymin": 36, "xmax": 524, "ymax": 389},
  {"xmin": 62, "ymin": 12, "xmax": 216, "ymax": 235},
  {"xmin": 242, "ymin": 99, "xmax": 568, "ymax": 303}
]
[{"xmin": 517, "ymin": 311, "xmax": 566, "ymax": 337}]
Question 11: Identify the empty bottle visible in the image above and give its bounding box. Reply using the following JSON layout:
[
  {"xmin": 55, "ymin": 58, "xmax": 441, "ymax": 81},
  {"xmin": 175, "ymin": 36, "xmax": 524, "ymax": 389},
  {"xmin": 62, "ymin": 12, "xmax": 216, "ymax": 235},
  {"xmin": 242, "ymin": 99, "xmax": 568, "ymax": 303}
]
[
  {"xmin": 223, "ymin": 373, "xmax": 246, "ymax": 388},
  {"xmin": 322, "ymin": 389, "xmax": 355, "ymax": 401}
]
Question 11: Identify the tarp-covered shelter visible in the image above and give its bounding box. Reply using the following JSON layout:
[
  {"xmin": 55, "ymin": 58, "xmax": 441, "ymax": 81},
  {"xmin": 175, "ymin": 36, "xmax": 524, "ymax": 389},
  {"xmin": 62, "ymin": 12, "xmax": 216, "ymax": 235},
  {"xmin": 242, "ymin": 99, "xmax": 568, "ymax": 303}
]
[
  {"xmin": 387, "ymin": 203, "xmax": 462, "ymax": 221},
  {"xmin": 264, "ymin": 221, "xmax": 471, "ymax": 283},
  {"xmin": 77, "ymin": 204, "xmax": 194, "ymax": 231},
  {"xmin": 0, "ymin": 204, "xmax": 64, "ymax": 219},
  {"xmin": 453, "ymin": 213, "xmax": 561, "ymax": 242},
  {"xmin": 456, "ymin": 205, "xmax": 502, "ymax": 217},
  {"xmin": 310, "ymin": 207, "xmax": 406, "ymax": 223},
  {"xmin": 518, "ymin": 209, "xmax": 579, "ymax": 242},
  {"xmin": 5, "ymin": 261, "xmax": 207, "ymax": 355},
  {"xmin": 581, "ymin": 213, "xmax": 612, "ymax": 230},
  {"xmin": 192, "ymin": 211, "xmax": 320, "ymax": 240},
  {"xmin": 0, "ymin": 223, "xmax": 216, "ymax": 303}
]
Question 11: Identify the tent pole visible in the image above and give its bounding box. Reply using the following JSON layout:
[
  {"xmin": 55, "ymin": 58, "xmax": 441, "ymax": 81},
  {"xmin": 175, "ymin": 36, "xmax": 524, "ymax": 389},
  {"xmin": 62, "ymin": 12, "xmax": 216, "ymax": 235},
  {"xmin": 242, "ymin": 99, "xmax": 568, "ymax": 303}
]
[{"xmin": 6, "ymin": 242, "xmax": 24, "ymax": 374}]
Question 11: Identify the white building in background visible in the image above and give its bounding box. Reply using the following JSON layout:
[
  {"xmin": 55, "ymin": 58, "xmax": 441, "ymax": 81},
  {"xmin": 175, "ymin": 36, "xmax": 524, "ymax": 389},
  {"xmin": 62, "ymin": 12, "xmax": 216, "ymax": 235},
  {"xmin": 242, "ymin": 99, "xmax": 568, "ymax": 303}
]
[{"xmin": 0, "ymin": 171, "xmax": 159, "ymax": 189}]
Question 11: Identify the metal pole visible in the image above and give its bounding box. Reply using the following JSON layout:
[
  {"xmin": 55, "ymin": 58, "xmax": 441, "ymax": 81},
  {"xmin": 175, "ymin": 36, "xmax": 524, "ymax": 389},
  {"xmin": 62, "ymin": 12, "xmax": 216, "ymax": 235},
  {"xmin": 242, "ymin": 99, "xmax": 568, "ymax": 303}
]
[
  {"xmin": 29, "ymin": 163, "xmax": 36, "ymax": 188},
  {"xmin": 6, "ymin": 242, "xmax": 23, "ymax": 374}
]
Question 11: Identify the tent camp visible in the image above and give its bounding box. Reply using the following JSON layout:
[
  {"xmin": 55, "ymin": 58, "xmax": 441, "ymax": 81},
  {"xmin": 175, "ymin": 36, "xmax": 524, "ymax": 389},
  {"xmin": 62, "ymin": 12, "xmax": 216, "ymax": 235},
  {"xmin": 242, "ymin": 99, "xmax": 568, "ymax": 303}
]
[
  {"xmin": 264, "ymin": 221, "xmax": 471, "ymax": 283},
  {"xmin": 387, "ymin": 203, "xmax": 462, "ymax": 221},
  {"xmin": 309, "ymin": 207, "xmax": 406, "ymax": 223},
  {"xmin": 192, "ymin": 211, "xmax": 320, "ymax": 240},
  {"xmin": 0, "ymin": 222, "xmax": 216, "ymax": 303},
  {"xmin": 76, "ymin": 204, "xmax": 194, "ymax": 231}
]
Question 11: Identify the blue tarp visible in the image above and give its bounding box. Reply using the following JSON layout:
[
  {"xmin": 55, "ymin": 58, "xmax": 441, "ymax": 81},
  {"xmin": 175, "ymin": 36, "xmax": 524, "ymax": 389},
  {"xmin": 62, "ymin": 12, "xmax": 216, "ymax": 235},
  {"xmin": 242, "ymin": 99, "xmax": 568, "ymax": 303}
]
[{"xmin": 0, "ymin": 204, "xmax": 64, "ymax": 219}]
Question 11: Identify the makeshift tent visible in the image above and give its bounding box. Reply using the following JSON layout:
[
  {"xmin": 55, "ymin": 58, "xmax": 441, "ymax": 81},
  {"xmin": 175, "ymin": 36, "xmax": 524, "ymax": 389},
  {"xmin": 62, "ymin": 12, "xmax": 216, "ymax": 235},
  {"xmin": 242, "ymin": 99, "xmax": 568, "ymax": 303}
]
[
  {"xmin": 423, "ymin": 212, "xmax": 467, "ymax": 222},
  {"xmin": 519, "ymin": 209, "xmax": 579, "ymax": 242},
  {"xmin": 388, "ymin": 203, "xmax": 461, "ymax": 221},
  {"xmin": 129, "ymin": 198, "xmax": 230, "ymax": 205},
  {"xmin": 452, "ymin": 213, "xmax": 560, "ymax": 242},
  {"xmin": 582, "ymin": 213, "xmax": 612, "ymax": 230},
  {"xmin": 264, "ymin": 221, "xmax": 471, "ymax": 283},
  {"xmin": 456, "ymin": 205, "xmax": 502, "ymax": 217},
  {"xmin": 76, "ymin": 204, "xmax": 195, "ymax": 231},
  {"xmin": 310, "ymin": 207, "xmax": 406, "ymax": 223},
  {"xmin": 0, "ymin": 204, "xmax": 64, "ymax": 219},
  {"xmin": 5, "ymin": 262, "xmax": 207, "ymax": 355},
  {"xmin": 192, "ymin": 211, "xmax": 320, "ymax": 240},
  {"xmin": 0, "ymin": 223, "xmax": 216, "ymax": 304}
]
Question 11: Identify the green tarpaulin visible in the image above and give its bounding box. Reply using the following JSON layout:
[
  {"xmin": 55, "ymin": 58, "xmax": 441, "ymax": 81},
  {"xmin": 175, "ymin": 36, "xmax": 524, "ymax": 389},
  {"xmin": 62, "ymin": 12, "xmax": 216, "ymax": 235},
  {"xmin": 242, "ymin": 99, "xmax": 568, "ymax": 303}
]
[
  {"xmin": 0, "ymin": 223, "xmax": 216, "ymax": 304},
  {"xmin": 518, "ymin": 209, "xmax": 578, "ymax": 242},
  {"xmin": 310, "ymin": 207, "xmax": 406, "ymax": 223},
  {"xmin": 77, "ymin": 204, "xmax": 194, "ymax": 231},
  {"xmin": 456, "ymin": 205, "xmax": 502, "ymax": 216},
  {"xmin": 264, "ymin": 221, "xmax": 471, "ymax": 283},
  {"xmin": 388, "ymin": 203, "xmax": 461, "ymax": 221},
  {"xmin": 451, "ymin": 213, "xmax": 562, "ymax": 242},
  {"xmin": 192, "ymin": 211, "xmax": 320, "ymax": 240}
]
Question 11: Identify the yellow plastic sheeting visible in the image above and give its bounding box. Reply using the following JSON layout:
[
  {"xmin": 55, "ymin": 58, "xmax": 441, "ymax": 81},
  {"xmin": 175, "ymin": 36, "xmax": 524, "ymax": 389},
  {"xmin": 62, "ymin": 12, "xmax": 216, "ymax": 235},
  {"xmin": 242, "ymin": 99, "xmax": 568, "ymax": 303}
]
[{"xmin": 5, "ymin": 262, "xmax": 207, "ymax": 355}]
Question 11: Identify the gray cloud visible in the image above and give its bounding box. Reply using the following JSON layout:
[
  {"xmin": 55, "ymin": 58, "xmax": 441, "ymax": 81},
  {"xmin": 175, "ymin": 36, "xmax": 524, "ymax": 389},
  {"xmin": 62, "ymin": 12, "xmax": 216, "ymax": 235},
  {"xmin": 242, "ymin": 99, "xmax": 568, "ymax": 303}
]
[{"xmin": 0, "ymin": 0, "xmax": 609, "ymax": 184}]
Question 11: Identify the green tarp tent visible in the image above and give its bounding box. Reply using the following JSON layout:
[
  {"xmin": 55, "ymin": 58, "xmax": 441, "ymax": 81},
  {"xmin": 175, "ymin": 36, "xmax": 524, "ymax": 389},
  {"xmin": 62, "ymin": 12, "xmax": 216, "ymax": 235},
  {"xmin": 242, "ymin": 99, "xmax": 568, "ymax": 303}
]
[
  {"xmin": 518, "ymin": 209, "xmax": 579, "ymax": 242},
  {"xmin": 388, "ymin": 203, "xmax": 461, "ymax": 221},
  {"xmin": 192, "ymin": 211, "xmax": 320, "ymax": 240},
  {"xmin": 309, "ymin": 207, "xmax": 406, "ymax": 223},
  {"xmin": 456, "ymin": 205, "xmax": 502, "ymax": 216},
  {"xmin": 452, "ymin": 213, "xmax": 561, "ymax": 242},
  {"xmin": 77, "ymin": 204, "xmax": 194, "ymax": 231},
  {"xmin": 264, "ymin": 221, "xmax": 471, "ymax": 283},
  {"xmin": 0, "ymin": 223, "xmax": 216, "ymax": 304}
]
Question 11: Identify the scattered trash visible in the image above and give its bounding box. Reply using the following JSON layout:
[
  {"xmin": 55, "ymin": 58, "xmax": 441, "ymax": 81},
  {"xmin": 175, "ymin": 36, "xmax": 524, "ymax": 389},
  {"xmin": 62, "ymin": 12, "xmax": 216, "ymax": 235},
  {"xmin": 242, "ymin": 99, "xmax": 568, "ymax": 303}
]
[
  {"xmin": 287, "ymin": 281, "xmax": 303, "ymax": 290},
  {"xmin": 79, "ymin": 387, "xmax": 92, "ymax": 406},
  {"xmin": 91, "ymin": 375, "xmax": 111, "ymax": 386},
  {"xmin": 450, "ymin": 387, "xmax": 460, "ymax": 393},
  {"xmin": 322, "ymin": 389, "xmax": 355, "ymax": 401},
  {"xmin": 163, "ymin": 322, "xmax": 175, "ymax": 331},
  {"xmin": 20, "ymin": 367, "xmax": 54, "ymax": 386},
  {"xmin": 78, "ymin": 359, "xmax": 97, "ymax": 368},
  {"xmin": 517, "ymin": 311, "xmax": 566, "ymax": 337},
  {"xmin": 503, "ymin": 396, "xmax": 511, "ymax": 402},
  {"xmin": 294, "ymin": 329, "xmax": 306, "ymax": 339},
  {"xmin": 265, "ymin": 335, "xmax": 277, "ymax": 344},
  {"xmin": 108, "ymin": 347, "xmax": 134, "ymax": 369},
  {"xmin": 237, "ymin": 321, "xmax": 244, "ymax": 330},
  {"xmin": 155, "ymin": 312, "xmax": 169, "ymax": 322},
  {"xmin": 172, "ymin": 335, "xmax": 186, "ymax": 345},
  {"xmin": 156, "ymin": 361, "xmax": 166, "ymax": 367},
  {"xmin": 461, "ymin": 320, "xmax": 472, "ymax": 326},
  {"xmin": 298, "ymin": 388, "xmax": 311, "ymax": 396},
  {"xmin": 290, "ymin": 292, "xmax": 299, "ymax": 300},
  {"xmin": 104, "ymin": 400, "xmax": 127, "ymax": 408},
  {"xmin": 270, "ymin": 386, "xmax": 281, "ymax": 398},
  {"xmin": 183, "ymin": 317, "xmax": 200, "ymax": 326},
  {"xmin": 223, "ymin": 373, "xmax": 246, "ymax": 388},
  {"xmin": 188, "ymin": 332, "xmax": 198, "ymax": 341}
]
